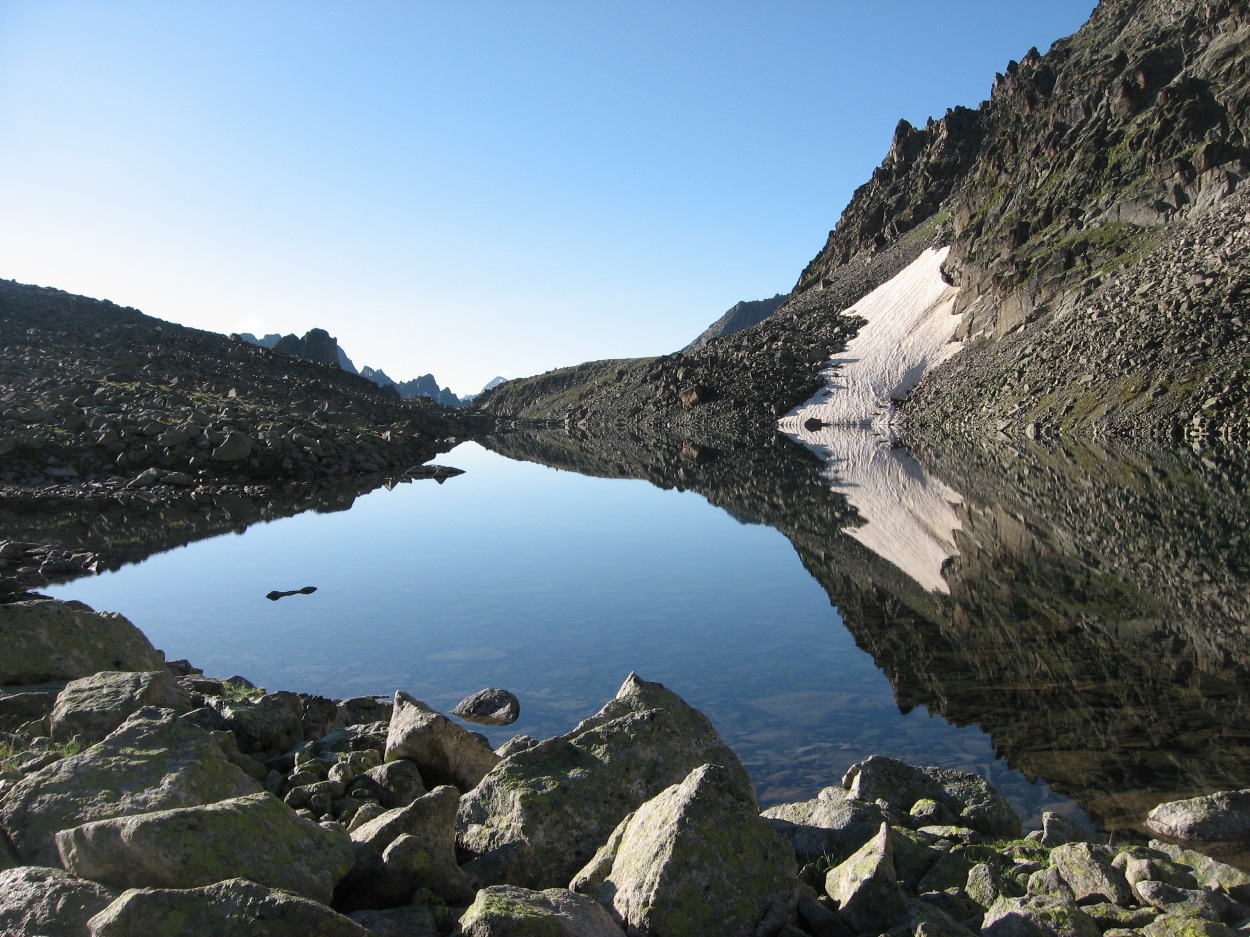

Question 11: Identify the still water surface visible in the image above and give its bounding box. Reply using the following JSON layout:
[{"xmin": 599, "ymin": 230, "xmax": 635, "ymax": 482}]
[{"xmin": 46, "ymin": 441, "xmax": 1074, "ymax": 821}]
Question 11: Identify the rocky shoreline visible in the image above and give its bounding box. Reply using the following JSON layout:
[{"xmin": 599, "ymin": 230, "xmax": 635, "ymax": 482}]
[{"xmin": 3, "ymin": 597, "xmax": 1249, "ymax": 936}]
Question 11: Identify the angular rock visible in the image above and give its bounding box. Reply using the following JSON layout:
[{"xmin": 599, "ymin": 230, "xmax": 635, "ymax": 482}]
[
  {"xmin": 457, "ymin": 672, "xmax": 752, "ymax": 889},
  {"xmin": 907, "ymin": 897, "xmax": 980, "ymax": 937},
  {"xmin": 0, "ymin": 707, "xmax": 262, "ymax": 865},
  {"xmin": 762, "ymin": 784, "xmax": 887, "ymax": 864},
  {"xmin": 211, "ymin": 690, "xmax": 305, "ymax": 754},
  {"xmin": 0, "ymin": 599, "xmax": 164, "ymax": 684},
  {"xmin": 1040, "ymin": 812, "xmax": 1099, "ymax": 847},
  {"xmin": 1049, "ymin": 841, "xmax": 1133, "ymax": 906},
  {"xmin": 56, "ymin": 791, "xmax": 353, "ymax": 904},
  {"xmin": 981, "ymin": 894, "xmax": 1102, "ymax": 937},
  {"xmin": 86, "ymin": 877, "xmax": 371, "ymax": 937},
  {"xmin": 1146, "ymin": 790, "xmax": 1250, "ymax": 842},
  {"xmin": 352, "ymin": 758, "xmax": 428, "ymax": 809},
  {"xmin": 572, "ymin": 763, "xmax": 795, "ymax": 937},
  {"xmin": 385, "ymin": 690, "xmax": 500, "ymax": 791},
  {"xmin": 1149, "ymin": 841, "xmax": 1250, "ymax": 902},
  {"xmin": 452, "ymin": 688, "xmax": 521, "ymax": 726},
  {"xmin": 50, "ymin": 670, "xmax": 193, "ymax": 744},
  {"xmin": 0, "ymin": 865, "xmax": 118, "ymax": 937},
  {"xmin": 823, "ymin": 822, "xmax": 909, "ymax": 934},
  {"xmin": 460, "ymin": 885, "xmax": 626, "ymax": 937},
  {"xmin": 336, "ymin": 784, "xmax": 466, "ymax": 911},
  {"xmin": 841, "ymin": 755, "xmax": 1021, "ymax": 838},
  {"xmin": 211, "ymin": 432, "xmax": 254, "ymax": 461}
]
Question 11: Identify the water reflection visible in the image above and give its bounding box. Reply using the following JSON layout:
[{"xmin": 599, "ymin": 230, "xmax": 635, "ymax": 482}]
[{"xmin": 483, "ymin": 426, "xmax": 1250, "ymax": 838}]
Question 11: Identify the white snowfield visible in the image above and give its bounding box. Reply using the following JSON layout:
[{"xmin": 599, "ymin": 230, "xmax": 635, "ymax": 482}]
[
  {"xmin": 778, "ymin": 246, "xmax": 962, "ymax": 435},
  {"xmin": 778, "ymin": 246, "xmax": 966, "ymax": 594}
]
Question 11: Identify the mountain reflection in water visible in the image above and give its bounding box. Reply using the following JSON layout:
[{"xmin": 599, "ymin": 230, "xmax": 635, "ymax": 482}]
[{"xmin": 483, "ymin": 425, "xmax": 1250, "ymax": 841}]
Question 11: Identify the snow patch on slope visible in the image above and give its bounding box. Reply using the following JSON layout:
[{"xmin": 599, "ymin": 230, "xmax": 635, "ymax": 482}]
[{"xmin": 777, "ymin": 246, "xmax": 965, "ymax": 594}]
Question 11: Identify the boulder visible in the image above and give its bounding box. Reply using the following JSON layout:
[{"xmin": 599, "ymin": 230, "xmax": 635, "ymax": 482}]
[
  {"xmin": 56, "ymin": 791, "xmax": 353, "ymax": 904},
  {"xmin": 0, "ymin": 683, "xmax": 61, "ymax": 730},
  {"xmin": 1049, "ymin": 841, "xmax": 1133, "ymax": 906},
  {"xmin": 571, "ymin": 763, "xmax": 795, "ymax": 937},
  {"xmin": 211, "ymin": 432, "xmax": 254, "ymax": 461},
  {"xmin": 352, "ymin": 758, "xmax": 427, "ymax": 808},
  {"xmin": 385, "ymin": 691, "xmax": 500, "ymax": 791},
  {"xmin": 1149, "ymin": 841, "xmax": 1250, "ymax": 902},
  {"xmin": 0, "ymin": 599, "xmax": 164, "ymax": 684},
  {"xmin": 1146, "ymin": 790, "xmax": 1250, "ymax": 842},
  {"xmin": 1134, "ymin": 880, "xmax": 1231, "ymax": 922},
  {"xmin": 86, "ymin": 877, "xmax": 371, "ymax": 937},
  {"xmin": 0, "ymin": 707, "xmax": 262, "ymax": 865},
  {"xmin": 459, "ymin": 885, "xmax": 626, "ymax": 937},
  {"xmin": 1040, "ymin": 811, "xmax": 1099, "ymax": 847},
  {"xmin": 49, "ymin": 670, "xmax": 193, "ymax": 744},
  {"xmin": 335, "ymin": 784, "xmax": 469, "ymax": 911},
  {"xmin": 841, "ymin": 755, "xmax": 1022, "ymax": 838},
  {"xmin": 1141, "ymin": 915, "xmax": 1237, "ymax": 937},
  {"xmin": 211, "ymin": 690, "xmax": 305, "ymax": 754},
  {"xmin": 823, "ymin": 823, "xmax": 909, "ymax": 934},
  {"xmin": 452, "ymin": 688, "xmax": 521, "ymax": 726},
  {"xmin": 457, "ymin": 673, "xmax": 752, "ymax": 889},
  {"xmin": 762, "ymin": 785, "xmax": 887, "ymax": 864},
  {"xmin": 981, "ymin": 894, "xmax": 1102, "ymax": 937},
  {"xmin": 0, "ymin": 865, "xmax": 118, "ymax": 937}
]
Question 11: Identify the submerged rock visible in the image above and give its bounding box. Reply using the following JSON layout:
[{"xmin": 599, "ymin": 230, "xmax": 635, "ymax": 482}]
[
  {"xmin": 55, "ymin": 791, "xmax": 354, "ymax": 904},
  {"xmin": 572, "ymin": 763, "xmax": 796, "ymax": 937},
  {"xmin": 456, "ymin": 672, "xmax": 752, "ymax": 889},
  {"xmin": 86, "ymin": 877, "xmax": 371, "ymax": 937}
]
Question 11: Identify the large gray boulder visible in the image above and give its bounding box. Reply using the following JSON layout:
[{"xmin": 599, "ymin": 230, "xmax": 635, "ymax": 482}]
[
  {"xmin": 335, "ymin": 784, "xmax": 472, "ymax": 910},
  {"xmin": 459, "ymin": 885, "xmax": 626, "ymax": 937},
  {"xmin": 86, "ymin": 877, "xmax": 371, "ymax": 937},
  {"xmin": 385, "ymin": 690, "xmax": 501, "ymax": 791},
  {"xmin": 457, "ymin": 673, "xmax": 752, "ymax": 889},
  {"xmin": 0, "ymin": 599, "xmax": 164, "ymax": 684},
  {"xmin": 1146, "ymin": 790, "xmax": 1250, "ymax": 842},
  {"xmin": 572, "ymin": 763, "xmax": 795, "ymax": 937},
  {"xmin": 823, "ymin": 822, "xmax": 909, "ymax": 934},
  {"xmin": 0, "ymin": 866, "xmax": 118, "ymax": 937},
  {"xmin": 50, "ymin": 670, "xmax": 193, "ymax": 744},
  {"xmin": 841, "ymin": 755, "xmax": 1022, "ymax": 838},
  {"xmin": 56, "ymin": 791, "xmax": 353, "ymax": 904},
  {"xmin": 762, "ymin": 784, "xmax": 888, "ymax": 864},
  {"xmin": 0, "ymin": 707, "xmax": 262, "ymax": 865}
]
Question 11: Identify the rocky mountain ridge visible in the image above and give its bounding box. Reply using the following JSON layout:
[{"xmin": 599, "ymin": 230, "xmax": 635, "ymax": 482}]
[
  {"xmin": 237, "ymin": 330, "xmax": 467, "ymax": 408},
  {"xmin": 478, "ymin": 0, "xmax": 1250, "ymax": 450},
  {"xmin": 0, "ymin": 279, "xmax": 490, "ymax": 498}
]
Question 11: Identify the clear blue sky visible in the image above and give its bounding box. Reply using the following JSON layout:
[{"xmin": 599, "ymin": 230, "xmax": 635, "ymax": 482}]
[{"xmin": 1, "ymin": 2, "xmax": 1095, "ymax": 396}]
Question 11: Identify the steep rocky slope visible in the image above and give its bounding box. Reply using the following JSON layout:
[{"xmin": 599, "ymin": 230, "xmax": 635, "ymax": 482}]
[
  {"xmin": 682, "ymin": 293, "xmax": 788, "ymax": 353},
  {"xmin": 0, "ymin": 280, "xmax": 489, "ymax": 497},
  {"xmin": 480, "ymin": 0, "xmax": 1250, "ymax": 448}
]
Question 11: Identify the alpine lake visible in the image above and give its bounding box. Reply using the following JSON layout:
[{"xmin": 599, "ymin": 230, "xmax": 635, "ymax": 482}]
[{"xmin": 28, "ymin": 425, "xmax": 1250, "ymax": 856}]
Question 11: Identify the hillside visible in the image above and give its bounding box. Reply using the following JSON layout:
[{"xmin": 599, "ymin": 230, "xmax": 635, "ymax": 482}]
[
  {"xmin": 478, "ymin": 0, "xmax": 1250, "ymax": 450},
  {"xmin": 0, "ymin": 279, "xmax": 490, "ymax": 497}
]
